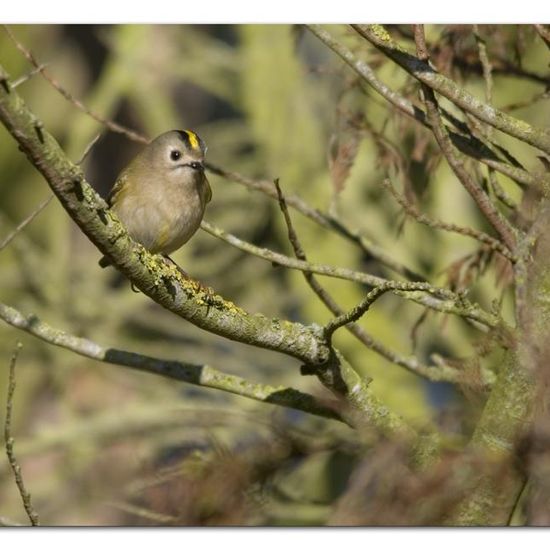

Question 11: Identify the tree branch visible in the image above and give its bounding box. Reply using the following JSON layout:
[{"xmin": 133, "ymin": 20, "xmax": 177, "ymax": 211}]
[
  {"xmin": 352, "ymin": 24, "xmax": 550, "ymax": 156},
  {"xmin": 0, "ymin": 302, "xmax": 343, "ymax": 424},
  {"xmin": 324, "ymin": 284, "xmax": 393, "ymax": 340},
  {"xmin": 306, "ymin": 24, "xmax": 546, "ymax": 190},
  {"xmin": 201, "ymin": 220, "xmax": 502, "ymax": 329}
]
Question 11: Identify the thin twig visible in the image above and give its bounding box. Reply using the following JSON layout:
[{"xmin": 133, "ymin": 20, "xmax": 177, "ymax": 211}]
[
  {"xmin": 473, "ymin": 26, "xmax": 518, "ymax": 213},
  {"xmin": 202, "ymin": 220, "xmax": 408, "ymax": 289},
  {"xmin": 11, "ymin": 63, "xmax": 48, "ymax": 88},
  {"xmin": 382, "ymin": 178, "xmax": 515, "ymax": 261},
  {"xmin": 76, "ymin": 132, "xmax": 102, "ymax": 165},
  {"xmin": 206, "ymin": 162, "xmax": 424, "ymax": 282},
  {"xmin": 272, "ymin": 179, "xmax": 478, "ymax": 385},
  {"xmin": 412, "ymin": 25, "xmax": 517, "ymax": 253},
  {"xmin": 285, "ymin": 164, "xmax": 496, "ymax": 380},
  {"xmin": 0, "ymin": 196, "xmax": 53, "ymax": 252},
  {"xmin": 488, "ymin": 172, "xmax": 518, "ymax": 211},
  {"xmin": 473, "ymin": 25, "xmax": 493, "ymax": 106},
  {"xmin": 4, "ymin": 342, "xmax": 40, "ymax": 526},
  {"xmin": 3, "ymin": 25, "xmax": 148, "ymax": 145},
  {"xmin": 324, "ymin": 284, "xmax": 393, "ymax": 340}
]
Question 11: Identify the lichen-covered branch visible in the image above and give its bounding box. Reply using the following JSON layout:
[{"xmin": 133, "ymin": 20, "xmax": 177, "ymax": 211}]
[{"xmin": 0, "ymin": 302, "xmax": 343, "ymax": 423}]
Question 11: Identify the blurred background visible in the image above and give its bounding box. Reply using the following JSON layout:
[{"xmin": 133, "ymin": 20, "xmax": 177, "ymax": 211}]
[{"xmin": 0, "ymin": 25, "xmax": 548, "ymax": 525}]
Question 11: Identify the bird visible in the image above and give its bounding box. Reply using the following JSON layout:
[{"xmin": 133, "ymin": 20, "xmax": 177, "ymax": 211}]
[{"xmin": 98, "ymin": 130, "xmax": 212, "ymax": 271}]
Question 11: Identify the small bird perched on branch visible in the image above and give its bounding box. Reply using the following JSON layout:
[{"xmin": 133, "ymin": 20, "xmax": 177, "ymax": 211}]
[{"xmin": 98, "ymin": 130, "xmax": 212, "ymax": 269}]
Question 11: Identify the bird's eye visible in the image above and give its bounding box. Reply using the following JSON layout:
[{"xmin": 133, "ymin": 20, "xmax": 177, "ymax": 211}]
[
  {"xmin": 189, "ymin": 162, "xmax": 203, "ymax": 170},
  {"xmin": 170, "ymin": 150, "xmax": 181, "ymax": 161}
]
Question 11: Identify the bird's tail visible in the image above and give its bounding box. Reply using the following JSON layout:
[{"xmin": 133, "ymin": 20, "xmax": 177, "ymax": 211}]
[{"xmin": 98, "ymin": 256, "xmax": 111, "ymax": 268}]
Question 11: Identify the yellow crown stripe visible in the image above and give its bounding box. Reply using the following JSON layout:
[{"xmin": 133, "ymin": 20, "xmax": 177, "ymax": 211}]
[{"xmin": 185, "ymin": 130, "xmax": 200, "ymax": 150}]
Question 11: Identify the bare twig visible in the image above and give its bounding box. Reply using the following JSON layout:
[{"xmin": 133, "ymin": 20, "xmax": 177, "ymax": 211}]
[
  {"xmin": 272, "ymin": 179, "xmax": 478, "ymax": 386},
  {"xmin": 4, "ymin": 342, "xmax": 40, "ymax": 526},
  {"xmin": 473, "ymin": 25, "xmax": 494, "ymax": 106},
  {"xmin": 472, "ymin": 26, "xmax": 518, "ymax": 213},
  {"xmin": 202, "ymin": 220, "xmax": 403, "ymax": 289},
  {"xmin": 324, "ymin": 284, "xmax": 393, "ymax": 340},
  {"xmin": 76, "ymin": 132, "xmax": 102, "ymax": 165},
  {"xmin": 488, "ymin": 173, "xmax": 518, "ymax": 211},
  {"xmin": 201, "ymin": 220, "xmax": 500, "ymax": 329},
  {"xmin": 0, "ymin": 196, "xmax": 53, "ymax": 252},
  {"xmin": 3, "ymin": 25, "xmax": 148, "ymax": 145},
  {"xmin": 11, "ymin": 63, "xmax": 48, "ymax": 88},
  {"xmin": 382, "ymin": 178, "xmax": 515, "ymax": 261}
]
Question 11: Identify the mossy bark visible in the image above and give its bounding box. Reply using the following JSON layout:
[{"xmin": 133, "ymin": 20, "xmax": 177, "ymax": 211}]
[{"xmin": 449, "ymin": 201, "xmax": 550, "ymax": 525}]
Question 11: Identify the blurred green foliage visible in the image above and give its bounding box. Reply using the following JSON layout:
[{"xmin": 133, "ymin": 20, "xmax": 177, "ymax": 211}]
[{"xmin": 0, "ymin": 24, "xmax": 548, "ymax": 525}]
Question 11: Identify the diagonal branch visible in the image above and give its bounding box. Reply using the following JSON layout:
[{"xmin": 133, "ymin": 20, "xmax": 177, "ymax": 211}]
[
  {"xmin": 306, "ymin": 24, "xmax": 545, "ymax": 190},
  {"xmin": 3, "ymin": 25, "xmax": 148, "ymax": 145},
  {"xmin": 352, "ymin": 24, "xmax": 550, "ymax": 156},
  {"xmin": 0, "ymin": 195, "xmax": 52, "ymax": 252},
  {"xmin": 324, "ymin": 284, "xmax": 393, "ymax": 340}
]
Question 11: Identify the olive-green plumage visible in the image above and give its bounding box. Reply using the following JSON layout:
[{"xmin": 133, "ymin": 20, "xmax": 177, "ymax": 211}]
[{"xmin": 99, "ymin": 130, "xmax": 212, "ymax": 268}]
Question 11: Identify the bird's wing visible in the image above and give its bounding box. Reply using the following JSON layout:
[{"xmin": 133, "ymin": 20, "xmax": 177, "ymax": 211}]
[
  {"xmin": 204, "ymin": 175, "xmax": 212, "ymax": 204},
  {"xmin": 107, "ymin": 173, "xmax": 129, "ymax": 207}
]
